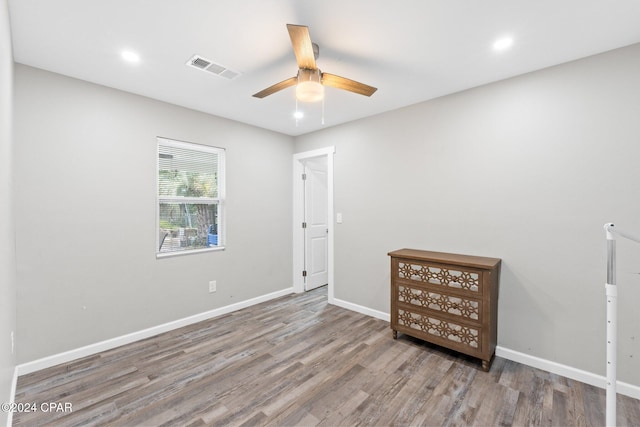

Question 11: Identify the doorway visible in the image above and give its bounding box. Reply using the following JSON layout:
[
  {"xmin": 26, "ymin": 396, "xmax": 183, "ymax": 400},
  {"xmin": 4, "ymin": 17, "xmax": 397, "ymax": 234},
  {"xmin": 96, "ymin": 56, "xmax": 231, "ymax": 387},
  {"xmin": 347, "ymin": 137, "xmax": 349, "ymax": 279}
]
[
  {"xmin": 293, "ymin": 147, "xmax": 335, "ymax": 302},
  {"xmin": 302, "ymin": 156, "xmax": 328, "ymax": 291}
]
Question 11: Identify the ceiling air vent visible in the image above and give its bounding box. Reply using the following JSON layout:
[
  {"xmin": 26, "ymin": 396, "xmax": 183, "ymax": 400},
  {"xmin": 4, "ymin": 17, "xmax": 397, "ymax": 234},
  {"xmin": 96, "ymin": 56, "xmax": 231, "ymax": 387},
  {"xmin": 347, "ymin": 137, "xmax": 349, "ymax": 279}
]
[{"xmin": 186, "ymin": 55, "xmax": 241, "ymax": 80}]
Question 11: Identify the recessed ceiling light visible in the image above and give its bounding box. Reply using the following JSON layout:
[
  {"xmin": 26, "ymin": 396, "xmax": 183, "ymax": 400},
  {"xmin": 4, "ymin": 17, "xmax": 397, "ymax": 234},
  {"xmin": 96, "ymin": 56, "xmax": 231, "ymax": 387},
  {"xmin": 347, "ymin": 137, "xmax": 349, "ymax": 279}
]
[
  {"xmin": 493, "ymin": 37, "xmax": 514, "ymax": 51},
  {"xmin": 121, "ymin": 50, "xmax": 140, "ymax": 63}
]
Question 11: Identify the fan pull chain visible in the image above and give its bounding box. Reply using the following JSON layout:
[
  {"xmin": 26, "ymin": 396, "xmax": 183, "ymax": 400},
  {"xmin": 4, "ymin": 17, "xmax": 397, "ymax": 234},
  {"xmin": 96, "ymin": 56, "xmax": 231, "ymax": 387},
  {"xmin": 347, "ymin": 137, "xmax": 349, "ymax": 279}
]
[
  {"xmin": 295, "ymin": 98, "xmax": 299, "ymax": 127},
  {"xmin": 321, "ymin": 97, "xmax": 325, "ymax": 125}
]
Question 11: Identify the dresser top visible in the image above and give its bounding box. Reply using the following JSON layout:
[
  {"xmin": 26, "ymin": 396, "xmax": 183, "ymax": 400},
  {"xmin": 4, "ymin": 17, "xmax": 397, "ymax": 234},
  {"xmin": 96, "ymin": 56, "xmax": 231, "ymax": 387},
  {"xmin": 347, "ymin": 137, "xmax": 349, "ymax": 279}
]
[{"xmin": 388, "ymin": 248, "xmax": 501, "ymax": 270}]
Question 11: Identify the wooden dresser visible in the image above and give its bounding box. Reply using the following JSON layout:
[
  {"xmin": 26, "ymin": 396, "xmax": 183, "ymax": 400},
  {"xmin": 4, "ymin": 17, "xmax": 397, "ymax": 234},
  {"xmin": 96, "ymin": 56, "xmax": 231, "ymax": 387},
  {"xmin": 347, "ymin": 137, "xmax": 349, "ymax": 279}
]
[{"xmin": 389, "ymin": 249, "xmax": 501, "ymax": 371}]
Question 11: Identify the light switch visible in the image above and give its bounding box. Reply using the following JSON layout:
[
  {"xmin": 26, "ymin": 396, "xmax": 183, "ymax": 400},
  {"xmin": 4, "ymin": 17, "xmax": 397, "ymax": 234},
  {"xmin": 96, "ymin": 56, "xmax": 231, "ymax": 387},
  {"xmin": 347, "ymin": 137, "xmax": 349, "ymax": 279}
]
[{"xmin": 336, "ymin": 213, "xmax": 343, "ymax": 223}]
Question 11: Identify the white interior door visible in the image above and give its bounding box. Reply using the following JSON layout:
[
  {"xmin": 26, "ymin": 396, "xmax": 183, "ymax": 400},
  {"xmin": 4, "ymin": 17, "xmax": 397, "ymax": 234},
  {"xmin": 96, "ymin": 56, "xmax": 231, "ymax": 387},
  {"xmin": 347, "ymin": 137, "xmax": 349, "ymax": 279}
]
[{"xmin": 303, "ymin": 156, "xmax": 328, "ymax": 291}]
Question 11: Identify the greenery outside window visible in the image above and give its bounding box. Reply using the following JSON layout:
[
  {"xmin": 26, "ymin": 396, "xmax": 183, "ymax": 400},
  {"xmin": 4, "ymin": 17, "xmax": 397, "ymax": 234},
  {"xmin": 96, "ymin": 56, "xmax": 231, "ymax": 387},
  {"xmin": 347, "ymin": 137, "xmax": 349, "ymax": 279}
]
[{"xmin": 157, "ymin": 137, "xmax": 225, "ymax": 256}]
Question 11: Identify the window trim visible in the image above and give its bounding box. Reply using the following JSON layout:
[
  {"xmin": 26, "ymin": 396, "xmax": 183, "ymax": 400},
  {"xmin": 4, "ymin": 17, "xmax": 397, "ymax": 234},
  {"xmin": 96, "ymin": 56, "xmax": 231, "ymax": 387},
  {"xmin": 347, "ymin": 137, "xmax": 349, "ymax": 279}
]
[{"xmin": 156, "ymin": 137, "xmax": 225, "ymax": 258}]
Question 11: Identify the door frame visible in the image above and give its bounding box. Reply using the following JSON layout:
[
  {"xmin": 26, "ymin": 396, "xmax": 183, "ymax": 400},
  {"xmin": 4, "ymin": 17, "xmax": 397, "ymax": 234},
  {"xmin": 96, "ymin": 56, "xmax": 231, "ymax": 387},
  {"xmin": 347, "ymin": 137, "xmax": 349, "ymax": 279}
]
[{"xmin": 293, "ymin": 146, "xmax": 335, "ymax": 303}]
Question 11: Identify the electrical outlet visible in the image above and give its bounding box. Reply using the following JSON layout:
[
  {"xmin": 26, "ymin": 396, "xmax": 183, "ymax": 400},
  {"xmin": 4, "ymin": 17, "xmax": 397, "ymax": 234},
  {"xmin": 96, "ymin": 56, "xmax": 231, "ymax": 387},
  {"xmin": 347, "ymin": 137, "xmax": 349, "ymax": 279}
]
[{"xmin": 209, "ymin": 280, "xmax": 217, "ymax": 293}]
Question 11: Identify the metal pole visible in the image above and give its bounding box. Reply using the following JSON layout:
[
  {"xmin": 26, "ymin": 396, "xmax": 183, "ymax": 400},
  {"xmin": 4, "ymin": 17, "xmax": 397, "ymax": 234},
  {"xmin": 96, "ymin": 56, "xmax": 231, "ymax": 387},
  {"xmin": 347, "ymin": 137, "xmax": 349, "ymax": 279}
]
[
  {"xmin": 605, "ymin": 224, "xmax": 617, "ymax": 427},
  {"xmin": 603, "ymin": 222, "xmax": 640, "ymax": 427}
]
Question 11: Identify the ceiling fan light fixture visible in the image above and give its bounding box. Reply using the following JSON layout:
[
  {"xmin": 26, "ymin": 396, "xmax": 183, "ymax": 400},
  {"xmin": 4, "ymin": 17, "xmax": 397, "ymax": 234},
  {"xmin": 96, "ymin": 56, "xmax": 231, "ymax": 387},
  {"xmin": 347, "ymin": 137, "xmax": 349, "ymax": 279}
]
[
  {"xmin": 296, "ymin": 81, "xmax": 324, "ymax": 102},
  {"xmin": 296, "ymin": 69, "xmax": 324, "ymax": 102}
]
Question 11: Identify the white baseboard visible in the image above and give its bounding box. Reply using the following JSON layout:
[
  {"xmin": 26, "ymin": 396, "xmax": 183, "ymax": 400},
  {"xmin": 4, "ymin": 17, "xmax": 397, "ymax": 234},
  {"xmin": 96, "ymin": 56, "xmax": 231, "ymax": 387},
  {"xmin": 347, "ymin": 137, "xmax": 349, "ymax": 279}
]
[
  {"xmin": 332, "ymin": 297, "xmax": 390, "ymax": 322},
  {"xmin": 330, "ymin": 298, "xmax": 640, "ymax": 400},
  {"xmin": 496, "ymin": 346, "xmax": 640, "ymax": 400},
  {"xmin": 16, "ymin": 287, "xmax": 294, "ymax": 376}
]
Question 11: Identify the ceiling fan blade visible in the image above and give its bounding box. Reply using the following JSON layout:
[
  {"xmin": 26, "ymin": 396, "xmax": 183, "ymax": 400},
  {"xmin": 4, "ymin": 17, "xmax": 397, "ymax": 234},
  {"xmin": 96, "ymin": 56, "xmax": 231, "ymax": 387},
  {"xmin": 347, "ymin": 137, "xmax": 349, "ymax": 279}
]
[
  {"xmin": 321, "ymin": 73, "xmax": 377, "ymax": 97},
  {"xmin": 252, "ymin": 76, "xmax": 298, "ymax": 98},
  {"xmin": 287, "ymin": 24, "xmax": 317, "ymax": 70}
]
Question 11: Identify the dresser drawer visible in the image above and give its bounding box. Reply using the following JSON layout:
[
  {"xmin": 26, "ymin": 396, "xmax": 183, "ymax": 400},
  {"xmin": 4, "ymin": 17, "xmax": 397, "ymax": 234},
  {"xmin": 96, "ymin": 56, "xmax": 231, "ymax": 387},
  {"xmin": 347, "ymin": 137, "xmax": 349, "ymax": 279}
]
[
  {"xmin": 396, "ymin": 260, "xmax": 483, "ymax": 294},
  {"xmin": 397, "ymin": 283, "xmax": 482, "ymax": 323},
  {"xmin": 397, "ymin": 307, "xmax": 482, "ymax": 353}
]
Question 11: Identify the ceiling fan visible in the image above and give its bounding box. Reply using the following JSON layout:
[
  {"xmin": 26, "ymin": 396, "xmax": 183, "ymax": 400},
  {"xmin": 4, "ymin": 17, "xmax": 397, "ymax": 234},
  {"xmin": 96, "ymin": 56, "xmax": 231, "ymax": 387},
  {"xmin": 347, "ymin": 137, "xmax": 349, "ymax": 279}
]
[{"xmin": 253, "ymin": 24, "xmax": 377, "ymax": 102}]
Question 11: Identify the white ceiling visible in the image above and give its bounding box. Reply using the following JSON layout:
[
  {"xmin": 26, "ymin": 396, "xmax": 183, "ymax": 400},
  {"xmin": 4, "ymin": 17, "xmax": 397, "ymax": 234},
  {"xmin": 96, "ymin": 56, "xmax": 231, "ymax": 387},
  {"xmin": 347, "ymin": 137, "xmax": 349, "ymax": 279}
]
[{"xmin": 8, "ymin": 0, "xmax": 640, "ymax": 136}]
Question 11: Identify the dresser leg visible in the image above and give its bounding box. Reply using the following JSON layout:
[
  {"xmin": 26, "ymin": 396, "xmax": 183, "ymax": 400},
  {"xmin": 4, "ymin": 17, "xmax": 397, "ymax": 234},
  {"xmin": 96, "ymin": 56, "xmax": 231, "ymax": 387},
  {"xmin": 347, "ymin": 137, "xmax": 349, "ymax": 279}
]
[
  {"xmin": 481, "ymin": 355, "xmax": 494, "ymax": 372},
  {"xmin": 392, "ymin": 329, "xmax": 397, "ymax": 339}
]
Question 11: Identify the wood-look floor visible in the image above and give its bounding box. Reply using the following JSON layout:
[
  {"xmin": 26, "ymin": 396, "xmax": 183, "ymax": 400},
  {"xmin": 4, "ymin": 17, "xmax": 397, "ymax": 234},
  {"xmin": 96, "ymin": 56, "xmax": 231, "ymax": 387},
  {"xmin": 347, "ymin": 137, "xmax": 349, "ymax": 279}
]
[{"xmin": 14, "ymin": 286, "xmax": 640, "ymax": 426}]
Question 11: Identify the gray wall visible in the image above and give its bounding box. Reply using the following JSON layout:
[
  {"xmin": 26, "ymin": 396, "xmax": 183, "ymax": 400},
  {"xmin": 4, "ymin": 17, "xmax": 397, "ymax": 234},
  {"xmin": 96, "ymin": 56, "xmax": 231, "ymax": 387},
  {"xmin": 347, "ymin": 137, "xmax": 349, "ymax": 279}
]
[
  {"xmin": 14, "ymin": 65, "xmax": 294, "ymax": 363},
  {"xmin": 0, "ymin": 0, "xmax": 16, "ymax": 424},
  {"xmin": 295, "ymin": 43, "xmax": 640, "ymax": 386}
]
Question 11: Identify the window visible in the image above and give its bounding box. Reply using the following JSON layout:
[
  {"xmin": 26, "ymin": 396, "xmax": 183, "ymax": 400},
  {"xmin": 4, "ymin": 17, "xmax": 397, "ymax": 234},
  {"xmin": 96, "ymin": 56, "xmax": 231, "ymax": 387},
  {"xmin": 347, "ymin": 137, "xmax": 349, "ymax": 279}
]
[{"xmin": 157, "ymin": 137, "xmax": 225, "ymax": 256}]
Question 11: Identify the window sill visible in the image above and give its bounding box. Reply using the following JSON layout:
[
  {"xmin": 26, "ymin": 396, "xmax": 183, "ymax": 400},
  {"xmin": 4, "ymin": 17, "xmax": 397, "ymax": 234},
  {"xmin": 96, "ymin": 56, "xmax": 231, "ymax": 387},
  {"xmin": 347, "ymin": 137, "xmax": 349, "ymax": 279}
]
[{"xmin": 156, "ymin": 246, "xmax": 225, "ymax": 259}]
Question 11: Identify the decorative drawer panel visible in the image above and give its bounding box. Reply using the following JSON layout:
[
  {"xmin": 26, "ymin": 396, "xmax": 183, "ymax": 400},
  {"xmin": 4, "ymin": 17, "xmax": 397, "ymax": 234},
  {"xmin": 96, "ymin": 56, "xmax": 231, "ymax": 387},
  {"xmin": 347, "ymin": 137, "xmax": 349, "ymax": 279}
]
[
  {"xmin": 397, "ymin": 261, "xmax": 481, "ymax": 293},
  {"xmin": 397, "ymin": 308, "xmax": 480, "ymax": 350},
  {"xmin": 398, "ymin": 284, "xmax": 481, "ymax": 322}
]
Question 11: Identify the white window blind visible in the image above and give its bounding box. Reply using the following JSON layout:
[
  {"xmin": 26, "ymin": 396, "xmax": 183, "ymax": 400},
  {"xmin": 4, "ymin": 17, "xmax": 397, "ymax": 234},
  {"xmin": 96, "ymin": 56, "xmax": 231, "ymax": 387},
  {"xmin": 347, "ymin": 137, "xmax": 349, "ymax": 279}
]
[{"xmin": 157, "ymin": 137, "xmax": 225, "ymax": 256}]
